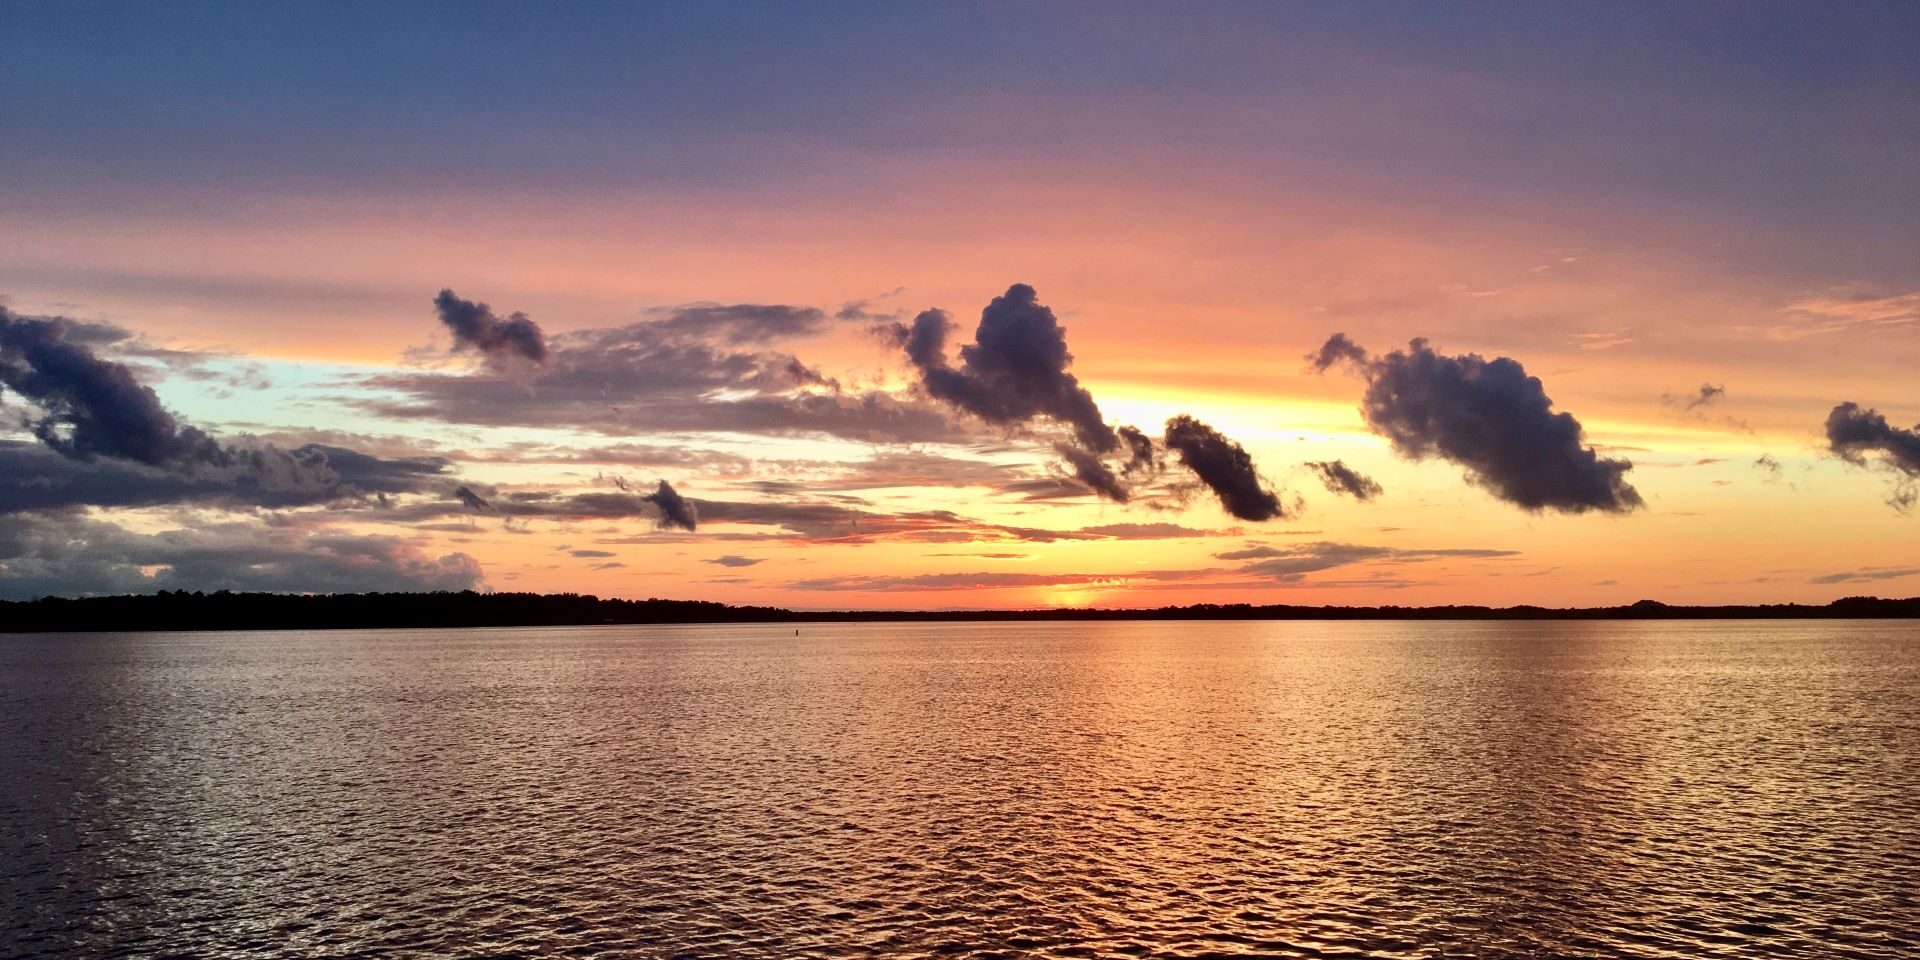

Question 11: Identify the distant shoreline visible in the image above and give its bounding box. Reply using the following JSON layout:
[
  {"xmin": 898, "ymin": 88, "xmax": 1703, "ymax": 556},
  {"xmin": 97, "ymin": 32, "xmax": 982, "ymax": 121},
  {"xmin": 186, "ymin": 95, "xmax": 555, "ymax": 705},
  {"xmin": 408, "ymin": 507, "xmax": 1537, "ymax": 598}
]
[{"xmin": 2, "ymin": 590, "xmax": 1917, "ymax": 633}]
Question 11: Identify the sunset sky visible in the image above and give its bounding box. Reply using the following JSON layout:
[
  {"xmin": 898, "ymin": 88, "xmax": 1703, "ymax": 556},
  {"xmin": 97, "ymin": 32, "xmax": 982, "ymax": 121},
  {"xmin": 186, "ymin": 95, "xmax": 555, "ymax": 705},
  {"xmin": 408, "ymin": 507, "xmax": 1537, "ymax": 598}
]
[{"xmin": 3, "ymin": 2, "xmax": 1917, "ymax": 607}]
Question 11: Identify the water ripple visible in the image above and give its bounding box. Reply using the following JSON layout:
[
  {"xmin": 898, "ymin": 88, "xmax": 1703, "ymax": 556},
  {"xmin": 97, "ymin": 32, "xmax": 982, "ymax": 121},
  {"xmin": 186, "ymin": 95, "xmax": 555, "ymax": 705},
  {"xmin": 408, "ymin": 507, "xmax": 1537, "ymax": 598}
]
[{"xmin": 3, "ymin": 620, "xmax": 1916, "ymax": 957}]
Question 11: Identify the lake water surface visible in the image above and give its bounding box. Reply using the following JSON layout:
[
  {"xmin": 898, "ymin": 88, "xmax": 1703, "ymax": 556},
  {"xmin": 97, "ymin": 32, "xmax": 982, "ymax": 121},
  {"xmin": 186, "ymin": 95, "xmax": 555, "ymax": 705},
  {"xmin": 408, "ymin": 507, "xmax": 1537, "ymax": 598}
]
[{"xmin": 3, "ymin": 620, "xmax": 1916, "ymax": 958}]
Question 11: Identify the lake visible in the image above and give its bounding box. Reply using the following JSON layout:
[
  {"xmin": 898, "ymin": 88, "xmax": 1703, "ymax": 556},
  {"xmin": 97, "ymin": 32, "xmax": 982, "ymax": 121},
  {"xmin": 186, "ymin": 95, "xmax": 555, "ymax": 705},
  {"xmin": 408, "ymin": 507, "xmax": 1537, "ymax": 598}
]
[{"xmin": 3, "ymin": 620, "xmax": 1916, "ymax": 957}]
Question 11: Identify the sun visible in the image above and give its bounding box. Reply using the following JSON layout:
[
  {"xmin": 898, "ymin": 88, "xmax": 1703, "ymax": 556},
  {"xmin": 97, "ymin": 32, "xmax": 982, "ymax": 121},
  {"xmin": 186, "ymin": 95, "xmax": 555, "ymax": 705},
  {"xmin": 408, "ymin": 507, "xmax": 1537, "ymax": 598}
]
[{"xmin": 1042, "ymin": 587, "xmax": 1102, "ymax": 608}]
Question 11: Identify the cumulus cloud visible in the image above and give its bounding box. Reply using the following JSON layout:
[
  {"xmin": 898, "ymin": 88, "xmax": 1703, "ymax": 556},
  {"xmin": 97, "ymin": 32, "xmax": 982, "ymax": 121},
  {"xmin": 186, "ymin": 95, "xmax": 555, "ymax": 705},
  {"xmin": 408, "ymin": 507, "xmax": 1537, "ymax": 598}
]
[
  {"xmin": 1163, "ymin": 415, "xmax": 1288, "ymax": 521},
  {"xmin": 433, "ymin": 289, "xmax": 549, "ymax": 375},
  {"xmin": 1824, "ymin": 401, "xmax": 1920, "ymax": 511},
  {"xmin": 893, "ymin": 285, "xmax": 1117, "ymax": 452},
  {"xmin": 887, "ymin": 284, "xmax": 1150, "ymax": 502},
  {"xmin": 643, "ymin": 479, "xmax": 698, "ymax": 531},
  {"xmin": 1305, "ymin": 460, "xmax": 1383, "ymax": 501},
  {"xmin": 1825, "ymin": 402, "xmax": 1920, "ymax": 475},
  {"xmin": 1312, "ymin": 334, "xmax": 1641, "ymax": 514}
]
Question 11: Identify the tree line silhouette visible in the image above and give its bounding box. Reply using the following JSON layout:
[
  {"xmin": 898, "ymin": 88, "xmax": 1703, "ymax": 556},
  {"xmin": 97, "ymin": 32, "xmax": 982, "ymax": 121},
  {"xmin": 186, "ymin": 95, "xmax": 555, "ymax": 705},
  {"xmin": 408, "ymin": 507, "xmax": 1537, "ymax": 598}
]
[{"xmin": 2, "ymin": 590, "xmax": 1916, "ymax": 633}]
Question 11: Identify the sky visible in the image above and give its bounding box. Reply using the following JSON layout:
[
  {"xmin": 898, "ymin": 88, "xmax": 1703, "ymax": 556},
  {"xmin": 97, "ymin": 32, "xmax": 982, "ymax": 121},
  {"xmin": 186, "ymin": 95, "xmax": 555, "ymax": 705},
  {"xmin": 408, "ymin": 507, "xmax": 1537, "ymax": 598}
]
[{"xmin": 3, "ymin": 2, "xmax": 1918, "ymax": 608}]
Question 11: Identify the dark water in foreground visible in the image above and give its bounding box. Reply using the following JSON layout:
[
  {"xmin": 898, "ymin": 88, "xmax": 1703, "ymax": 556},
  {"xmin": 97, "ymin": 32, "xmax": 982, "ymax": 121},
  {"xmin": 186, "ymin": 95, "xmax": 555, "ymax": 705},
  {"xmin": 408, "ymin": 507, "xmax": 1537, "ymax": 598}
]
[{"xmin": 2, "ymin": 620, "xmax": 1916, "ymax": 958}]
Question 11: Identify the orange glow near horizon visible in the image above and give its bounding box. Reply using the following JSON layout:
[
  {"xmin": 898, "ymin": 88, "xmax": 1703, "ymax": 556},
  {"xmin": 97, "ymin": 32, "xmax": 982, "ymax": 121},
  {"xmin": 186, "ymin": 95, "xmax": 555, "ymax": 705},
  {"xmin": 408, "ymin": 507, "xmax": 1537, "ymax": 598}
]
[{"xmin": 3, "ymin": 6, "xmax": 1917, "ymax": 608}]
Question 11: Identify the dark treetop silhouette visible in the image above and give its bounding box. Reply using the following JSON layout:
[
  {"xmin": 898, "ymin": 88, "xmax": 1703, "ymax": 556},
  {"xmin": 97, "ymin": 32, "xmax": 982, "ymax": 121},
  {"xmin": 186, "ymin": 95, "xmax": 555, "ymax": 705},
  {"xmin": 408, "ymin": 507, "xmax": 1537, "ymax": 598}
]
[{"xmin": 3, "ymin": 590, "xmax": 1916, "ymax": 633}]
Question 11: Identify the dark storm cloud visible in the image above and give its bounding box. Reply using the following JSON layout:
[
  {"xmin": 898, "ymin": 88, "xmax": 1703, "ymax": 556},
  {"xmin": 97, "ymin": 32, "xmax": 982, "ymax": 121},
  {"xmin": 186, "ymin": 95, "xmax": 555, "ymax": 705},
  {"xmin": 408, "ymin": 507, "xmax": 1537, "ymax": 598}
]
[
  {"xmin": 433, "ymin": 289, "xmax": 549, "ymax": 373},
  {"xmin": 1163, "ymin": 415, "xmax": 1287, "ymax": 522},
  {"xmin": 642, "ymin": 480, "xmax": 698, "ymax": 531},
  {"xmin": 1824, "ymin": 401, "xmax": 1920, "ymax": 511},
  {"xmin": 0, "ymin": 514, "xmax": 483, "ymax": 600},
  {"xmin": 1305, "ymin": 460, "xmax": 1383, "ymax": 501},
  {"xmin": 1313, "ymin": 334, "xmax": 1642, "ymax": 514}
]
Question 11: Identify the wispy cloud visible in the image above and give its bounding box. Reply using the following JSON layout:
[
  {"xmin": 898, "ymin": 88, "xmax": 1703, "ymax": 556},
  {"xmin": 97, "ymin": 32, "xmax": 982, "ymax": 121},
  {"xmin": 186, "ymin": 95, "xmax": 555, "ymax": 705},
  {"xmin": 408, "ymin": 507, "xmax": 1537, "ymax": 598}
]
[
  {"xmin": 1809, "ymin": 566, "xmax": 1920, "ymax": 585},
  {"xmin": 1214, "ymin": 541, "xmax": 1519, "ymax": 583},
  {"xmin": 1763, "ymin": 290, "xmax": 1920, "ymax": 341}
]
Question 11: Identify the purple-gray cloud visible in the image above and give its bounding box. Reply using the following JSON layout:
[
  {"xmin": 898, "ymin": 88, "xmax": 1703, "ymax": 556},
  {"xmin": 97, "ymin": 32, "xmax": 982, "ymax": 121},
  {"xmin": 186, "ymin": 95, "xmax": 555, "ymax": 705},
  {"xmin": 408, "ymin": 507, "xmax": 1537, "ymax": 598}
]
[
  {"xmin": 1163, "ymin": 414, "xmax": 1288, "ymax": 521},
  {"xmin": 886, "ymin": 284, "xmax": 1151, "ymax": 503},
  {"xmin": 1824, "ymin": 401, "xmax": 1920, "ymax": 511},
  {"xmin": 1313, "ymin": 334, "xmax": 1641, "ymax": 514},
  {"xmin": 433, "ymin": 289, "xmax": 549, "ymax": 374},
  {"xmin": 642, "ymin": 479, "xmax": 698, "ymax": 531},
  {"xmin": 1305, "ymin": 460, "xmax": 1383, "ymax": 502},
  {"xmin": 1213, "ymin": 541, "xmax": 1519, "ymax": 582}
]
